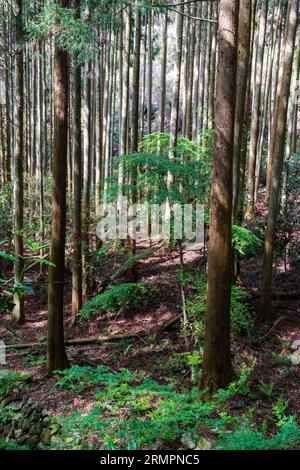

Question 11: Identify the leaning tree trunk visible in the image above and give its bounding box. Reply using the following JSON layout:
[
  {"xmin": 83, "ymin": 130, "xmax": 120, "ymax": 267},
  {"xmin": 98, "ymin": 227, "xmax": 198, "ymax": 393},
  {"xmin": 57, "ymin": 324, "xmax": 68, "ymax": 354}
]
[
  {"xmin": 12, "ymin": 0, "xmax": 25, "ymax": 324},
  {"xmin": 47, "ymin": 0, "xmax": 70, "ymax": 372},
  {"xmin": 201, "ymin": 0, "xmax": 239, "ymax": 394},
  {"xmin": 258, "ymin": 0, "xmax": 299, "ymax": 322}
]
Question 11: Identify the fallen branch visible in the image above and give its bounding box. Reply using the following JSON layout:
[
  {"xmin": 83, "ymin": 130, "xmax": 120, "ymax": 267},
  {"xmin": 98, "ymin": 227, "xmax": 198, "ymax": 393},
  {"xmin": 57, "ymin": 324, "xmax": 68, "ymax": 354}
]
[{"xmin": 5, "ymin": 315, "xmax": 182, "ymax": 350}]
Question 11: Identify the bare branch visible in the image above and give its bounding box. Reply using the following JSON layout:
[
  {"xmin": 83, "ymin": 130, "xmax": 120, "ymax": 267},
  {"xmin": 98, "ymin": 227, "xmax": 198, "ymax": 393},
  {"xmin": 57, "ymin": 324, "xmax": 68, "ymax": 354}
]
[{"xmin": 168, "ymin": 7, "xmax": 218, "ymax": 23}]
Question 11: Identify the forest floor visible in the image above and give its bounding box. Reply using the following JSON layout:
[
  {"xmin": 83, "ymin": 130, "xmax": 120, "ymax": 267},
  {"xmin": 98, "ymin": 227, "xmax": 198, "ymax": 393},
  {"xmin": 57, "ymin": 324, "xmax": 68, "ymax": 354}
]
[{"xmin": 1, "ymin": 192, "xmax": 300, "ymax": 448}]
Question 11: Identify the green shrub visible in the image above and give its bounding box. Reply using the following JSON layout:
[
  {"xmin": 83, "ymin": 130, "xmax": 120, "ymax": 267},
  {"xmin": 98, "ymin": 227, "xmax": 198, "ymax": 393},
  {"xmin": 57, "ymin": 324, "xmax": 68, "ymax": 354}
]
[
  {"xmin": 184, "ymin": 274, "xmax": 254, "ymax": 338},
  {"xmin": 232, "ymin": 225, "xmax": 262, "ymax": 256},
  {"xmin": 78, "ymin": 282, "xmax": 151, "ymax": 322}
]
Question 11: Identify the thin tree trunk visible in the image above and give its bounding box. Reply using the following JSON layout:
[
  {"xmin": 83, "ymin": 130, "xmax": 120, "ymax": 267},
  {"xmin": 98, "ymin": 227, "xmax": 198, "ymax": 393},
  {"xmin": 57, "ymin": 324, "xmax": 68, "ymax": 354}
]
[
  {"xmin": 245, "ymin": 0, "xmax": 268, "ymax": 221},
  {"xmin": 258, "ymin": 0, "xmax": 299, "ymax": 322},
  {"xmin": 71, "ymin": 0, "xmax": 82, "ymax": 322}
]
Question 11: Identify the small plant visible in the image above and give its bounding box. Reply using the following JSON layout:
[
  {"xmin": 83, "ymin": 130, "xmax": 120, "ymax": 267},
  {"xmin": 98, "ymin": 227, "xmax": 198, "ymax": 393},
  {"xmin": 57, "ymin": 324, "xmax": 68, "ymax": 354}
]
[
  {"xmin": 0, "ymin": 370, "xmax": 30, "ymax": 398},
  {"xmin": 258, "ymin": 381, "xmax": 274, "ymax": 398},
  {"xmin": 78, "ymin": 282, "xmax": 151, "ymax": 322},
  {"xmin": 0, "ymin": 240, "xmax": 54, "ymax": 313},
  {"xmin": 232, "ymin": 225, "xmax": 262, "ymax": 256},
  {"xmin": 215, "ymin": 416, "xmax": 300, "ymax": 450}
]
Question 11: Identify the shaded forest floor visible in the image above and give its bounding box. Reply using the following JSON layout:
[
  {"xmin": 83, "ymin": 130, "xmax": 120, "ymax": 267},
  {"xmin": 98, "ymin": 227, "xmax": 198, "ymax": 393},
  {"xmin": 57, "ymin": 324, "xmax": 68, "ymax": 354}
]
[{"xmin": 1, "ymin": 192, "xmax": 300, "ymax": 448}]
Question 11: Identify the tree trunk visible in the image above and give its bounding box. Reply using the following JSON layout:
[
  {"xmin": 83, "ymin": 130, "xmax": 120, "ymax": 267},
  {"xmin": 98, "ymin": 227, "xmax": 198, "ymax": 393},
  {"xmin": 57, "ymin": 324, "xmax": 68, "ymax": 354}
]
[
  {"xmin": 258, "ymin": 0, "xmax": 299, "ymax": 322},
  {"xmin": 245, "ymin": 0, "xmax": 268, "ymax": 221},
  {"xmin": 201, "ymin": 0, "xmax": 239, "ymax": 394},
  {"xmin": 12, "ymin": 0, "xmax": 25, "ymax": 324},
  {"xmin": 71, "ymin": 0, "xmax": 82, "ymax": 322},
  {"xmin": 47, "ymin": 0, "xmax": 70, "ymax": 372},
  {"xmin": 232, "ymin": 0, "xmax": 252, "ymax": 224}
]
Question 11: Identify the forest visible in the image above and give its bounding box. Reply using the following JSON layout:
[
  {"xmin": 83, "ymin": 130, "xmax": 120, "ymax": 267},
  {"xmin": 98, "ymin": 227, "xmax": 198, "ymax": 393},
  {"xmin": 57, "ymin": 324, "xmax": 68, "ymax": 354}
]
[{"xmin": 0, "ymin": 0, "xmax": 300, "ymax": 454}]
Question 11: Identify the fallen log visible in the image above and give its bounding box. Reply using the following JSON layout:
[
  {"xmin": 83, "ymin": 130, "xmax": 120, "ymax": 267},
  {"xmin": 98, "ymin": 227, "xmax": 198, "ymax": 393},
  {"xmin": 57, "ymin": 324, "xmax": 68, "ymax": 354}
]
[
  {"xmin": 4, "ymin": 314, "xmax": 182, "ymax": 350},
  {"xmin": 252, "ymin": 291, "xmax": 300, "ymax": 300}
]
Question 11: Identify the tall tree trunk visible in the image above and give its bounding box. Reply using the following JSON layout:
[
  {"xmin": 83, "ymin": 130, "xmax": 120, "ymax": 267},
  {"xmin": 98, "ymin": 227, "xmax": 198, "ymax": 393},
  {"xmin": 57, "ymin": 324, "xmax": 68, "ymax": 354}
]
[
  {"xmin": 245, "ymin": 0, "xmax": 268, "ymax": 221},
  {"xmin": 12, "ymin": 0, "xmax": 24, "ymax": 324},
  {"xmin": 71, "ymin": 0, "xmax": 82, "ymax": 322},
  {"xmin": 201, "ymin": 0, "xmax": 239, "ymax": 394},
  {"xmin": 232, "ymin": 0, "xmax": 252, "ymax": 224},
  {"xmin": 47, "ymin": 0, "xmax": 70, "ymax": 372},
  {"xmin": 159, "ymin": 13, "xmax": 168, "ymax": 134},
  {"xmin": 127, "ymin": 5, "xmax": 141, "ymax": 278},
  {"xmin": 258, "ymin": 0, "xmax": 299, "ymax": 322}
]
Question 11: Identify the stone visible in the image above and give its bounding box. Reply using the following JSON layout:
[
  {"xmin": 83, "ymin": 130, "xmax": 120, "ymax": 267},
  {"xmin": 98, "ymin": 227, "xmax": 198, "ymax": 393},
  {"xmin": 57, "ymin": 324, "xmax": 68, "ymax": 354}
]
[
  {"xmin": 10, "ymin": 400, "xmax": 23, "ymax": 411},
  {"xmin": 40, "ymin": 429, "xmax": 51, "ymax": 445},
  {"xmin": 7, "ymin": 428, "xmax": 14, "ymax": 439},
  {"xmin": 3, "ymin": 424, "xmax": 11, "ymax": 435},
  {"xmin": 41, "ymin": 409, "xmax": 48, "ymax": 417},
  {"xmin": 16, "ymin": 434, "xmax": 30, "ymax": 445},
  {"xmin": 14, "ymin": 429, "xmax": 23, "ymax": 439},
  {"xmin": 1, "ymin": 397, "xmax": 13, "ymax": 406},
  {"xmin": 291, "ymin": 351, "xmax": 300, "ymax": 365},
  {"xmin": 291, "ymin": 340, "xmax": 300, "ymax": 350},
  {"xmin": 30, "ymin": 422, "xmax": 42, "ymax": 435},
  {"xmin": 30, "ymin": 410, "xmax": 41, "ymax": 422},
  {"xmin": 24, "ymin": 435, "xmax": 39, "ymax": 448},
  {"xmin": 21, "ymin": 418, "xmax": 30, "ymax": 432},
  {"xmin": 42, "ymin": 417, "xmax": 49, "ymax": 427}
]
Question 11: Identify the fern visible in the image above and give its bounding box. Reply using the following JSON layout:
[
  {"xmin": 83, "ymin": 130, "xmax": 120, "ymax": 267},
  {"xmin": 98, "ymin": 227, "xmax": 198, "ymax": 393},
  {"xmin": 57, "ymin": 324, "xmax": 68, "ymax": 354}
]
[{"xmin": 78, "ymin": 282, "xmax": 150, "ymax": 322}]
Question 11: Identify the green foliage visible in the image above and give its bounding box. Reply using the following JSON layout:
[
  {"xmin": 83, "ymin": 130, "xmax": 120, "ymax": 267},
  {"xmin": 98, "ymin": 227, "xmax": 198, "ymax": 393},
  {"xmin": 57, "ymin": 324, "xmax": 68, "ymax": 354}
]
[
  {"xmin": 0, "ymin": 438, "xmax": 29, "ymax": 450},
  {"xmin": 0, "ymin": 240, "xmax": 54, "ymax": 313},
  {"xmin": 53, "ymin": 363, "xmax": 255, "ymax": 450},
  {"xmin": 78, "ymin": 282, "xmax": 150, "ymax": 322},
  {"xmin": 110, "ymin": 249, "xmax": 154, "ymax": 281},
  {"xmin": 55, "ymin": 365, "xmax": 143, "ymax": 393},
  {"xmin": 215, "ymin": 416, "xmax": 300, "ymax": 450},
  {"xmin": 0, "ymin": 370, "xmax": 30, "ymax": 398},
  {"xmin": 232, "ymin": 225, "xmax": 262, "ymax": 256},
  {"xmin": 230, "ymin": 285, "xmax": 254, "ymax": 333},
  {"xmin": 23, "ymin": 174, "xmax": 52, "ymax": 241},
  {"xmin": 258, "ymin": 381, "xmax": 274, "ymax": 398},
  {"xmin": 0, "ymin": 183, "xmax": 13, "ymax": 240},
  {"xmin": 183, "ymin": 274, "xmax": 254, "ymax": 341},
  {"xmin": 27, "ymin": 0, "xmax": 124, "ymax": 64},
  {"xmin": 106, "ymin": 132, "xmax": 213, "ymax": 207}
]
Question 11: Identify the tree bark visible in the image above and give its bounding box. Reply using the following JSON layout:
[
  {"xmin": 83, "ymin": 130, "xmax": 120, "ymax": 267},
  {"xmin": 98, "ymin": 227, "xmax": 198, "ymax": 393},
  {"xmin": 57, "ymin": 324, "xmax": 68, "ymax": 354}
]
[
  {"xmin": 201, "ymin": 0, "xmax": 239, "ymax": 394},
  {"xmin": 12, "ymin": 0, "xmax": 25, "ymax": 324},
  {"xmin": 245, "ymin": 0, "xmax": 268, "ymax": 221},
  {"xmin": 232, "ymin": 0, "xmax": 252, "ymax": 224},
  {"xmin": 47, "ymin": 0, "xmax": 70, "ymax": 372},
  {"xmin": 258, "ymin": 0, "xmax": 299, "ymax": 322},
  {"xmin": 71, "ymin": 0, "xmax": 82, "ymax": 322}
]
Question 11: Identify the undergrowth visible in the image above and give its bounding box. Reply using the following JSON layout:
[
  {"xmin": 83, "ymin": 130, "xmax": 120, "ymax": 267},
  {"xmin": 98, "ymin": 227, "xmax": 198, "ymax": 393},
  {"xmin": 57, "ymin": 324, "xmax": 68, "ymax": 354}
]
[
  {"xmin": 78, "ymin": 282, "xmax": 151, "ymax": 322},
  {"xmin": 52, "ymin": 362, "xmax": 300, "ymax": 450}
]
